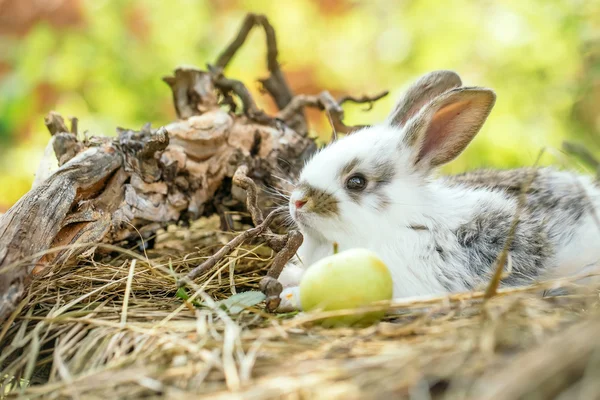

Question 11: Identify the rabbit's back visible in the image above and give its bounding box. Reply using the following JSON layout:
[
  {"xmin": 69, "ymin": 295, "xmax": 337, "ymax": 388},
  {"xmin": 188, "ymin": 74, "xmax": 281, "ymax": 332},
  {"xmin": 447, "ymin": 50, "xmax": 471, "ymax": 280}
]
[
  {"xmin": 445, "ymin": 167, "xmax": 598, "ymax": 228},
  {"xmin": 444, "ymin": 167, "xmax": 600, "ymax": 281}
]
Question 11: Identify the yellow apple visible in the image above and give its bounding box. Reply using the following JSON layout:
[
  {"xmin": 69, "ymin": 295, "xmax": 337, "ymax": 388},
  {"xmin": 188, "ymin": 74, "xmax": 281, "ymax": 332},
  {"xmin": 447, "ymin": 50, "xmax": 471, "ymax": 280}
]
[{"xmin": 299, "ymin": 248, "xmax": 393, "ymax": 327}]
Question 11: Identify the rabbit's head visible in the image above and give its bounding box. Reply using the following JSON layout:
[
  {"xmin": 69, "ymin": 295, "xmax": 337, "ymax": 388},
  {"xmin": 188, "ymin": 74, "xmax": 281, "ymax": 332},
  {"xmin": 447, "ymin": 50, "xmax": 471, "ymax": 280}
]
[{"xmin": 289, "ymin": 71, "xmax": 496, "ymax": 242}]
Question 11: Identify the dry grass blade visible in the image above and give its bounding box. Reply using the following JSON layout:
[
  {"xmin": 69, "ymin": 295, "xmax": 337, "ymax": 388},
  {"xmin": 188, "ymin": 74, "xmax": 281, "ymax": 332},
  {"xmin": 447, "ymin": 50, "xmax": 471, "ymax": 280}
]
[
  {"xmin": 484, "ymin": 150, "xmax": 544, "ymax": 299},
  {"xmin": 120, "ymin": 260, "xmax": 137, "ymax": 327},
  {"xmin": 470, "ymin": 316, "xmax": 600, "ymax": 399}
]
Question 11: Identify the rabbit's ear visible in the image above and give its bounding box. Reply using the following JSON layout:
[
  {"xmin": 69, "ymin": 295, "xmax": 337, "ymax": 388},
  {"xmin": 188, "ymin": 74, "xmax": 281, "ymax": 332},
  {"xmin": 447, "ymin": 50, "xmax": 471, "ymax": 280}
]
[
  {"xmin": 387, "ymin": 70, "xmax": 462, "ymax": 128},
  {"xmin": 401, "ymin": 87, "xmax": 496, "ymax": 169}
]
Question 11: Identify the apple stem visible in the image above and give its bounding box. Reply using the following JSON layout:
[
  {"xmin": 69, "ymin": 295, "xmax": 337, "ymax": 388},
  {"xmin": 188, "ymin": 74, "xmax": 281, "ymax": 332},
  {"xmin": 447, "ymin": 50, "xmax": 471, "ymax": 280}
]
[{"xmin": 333, "ymin": 242, "xmax": 339, "ymax": 255}]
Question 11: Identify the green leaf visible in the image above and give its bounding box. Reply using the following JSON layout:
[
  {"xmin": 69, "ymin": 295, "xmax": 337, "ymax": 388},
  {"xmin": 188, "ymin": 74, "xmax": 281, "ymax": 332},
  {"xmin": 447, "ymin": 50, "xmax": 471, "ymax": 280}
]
[
  {"xmin": 216, "ymin": 291, "xmax": 266, "ymax": 315},
  {"xmin": 175, "ymin": 287, "xmax": 202, "ymax": 308},
  {"xmin": 175, "ymin": 287, "xmax": 190, "ymax": 301}
]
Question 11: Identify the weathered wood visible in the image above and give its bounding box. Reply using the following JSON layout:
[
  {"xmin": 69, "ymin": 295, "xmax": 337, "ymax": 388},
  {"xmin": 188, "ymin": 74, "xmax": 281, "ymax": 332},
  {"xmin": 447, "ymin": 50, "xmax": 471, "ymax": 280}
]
[
  {"xmin": 0, "ymin": 68, "xmax": 317, "ymax": 323},
  {"xmin": 0, "ymin": 144, "xmax": 122, "ymax": 321}
]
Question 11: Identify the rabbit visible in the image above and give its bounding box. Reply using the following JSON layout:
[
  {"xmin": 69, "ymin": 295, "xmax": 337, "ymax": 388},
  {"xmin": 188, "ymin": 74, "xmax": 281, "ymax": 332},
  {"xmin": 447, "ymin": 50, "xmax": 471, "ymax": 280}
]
[{"xmin": 276, "ymin": 70, "xmax": 600, "ymax": 311}]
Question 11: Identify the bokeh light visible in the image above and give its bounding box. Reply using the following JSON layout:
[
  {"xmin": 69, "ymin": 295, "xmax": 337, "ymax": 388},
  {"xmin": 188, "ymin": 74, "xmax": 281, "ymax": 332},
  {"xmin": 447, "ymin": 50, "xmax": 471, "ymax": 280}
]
[{"xmin": 0, "ymin": 0, "xmax": 598, "ymax": 211}]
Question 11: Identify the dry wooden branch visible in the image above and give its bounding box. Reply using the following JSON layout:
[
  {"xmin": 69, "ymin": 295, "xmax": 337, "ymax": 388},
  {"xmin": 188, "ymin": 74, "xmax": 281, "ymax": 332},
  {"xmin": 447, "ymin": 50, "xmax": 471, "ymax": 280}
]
[
  {"xmin": 182, "ymin": 165, "xmax": 303, "ymax": 311},
  {"xmin": 208, "ymin": 64, "xmax": 274, "ymax": 125},
  {"xmin": 232, "ymin": 167, "xmax": 304, "ymax": 309},
  {"xmin": 260, "ymin": 230, "xmax": 303, "ymax": 310},
  {"xmin": 211, "ymin": 13, "xmax": 388, "ymax": 135},
  {"xmin": 208, "ymin": 12, "xmax": 309, "ymax": 133},
  {"xmin": 337, "ymin": 90, "xmax": 389, "ymax": 110},
  {"xmin": 180, "ymin": 211, "xmax": 279, "ymax": 285},
  {"xmin": 277, "ymin": 90, "xmax": 389, "ymax": 134},
  {"xmin": 0, "ymin": 143, "xmax": 122, "ymax": 320},
  {"xmin": 215, "ymin": 13, "xmax": 296, "ymax": 122},
  {"xmin": 233, "ymin": 165, "xmax": 266, "ymax": 225}
]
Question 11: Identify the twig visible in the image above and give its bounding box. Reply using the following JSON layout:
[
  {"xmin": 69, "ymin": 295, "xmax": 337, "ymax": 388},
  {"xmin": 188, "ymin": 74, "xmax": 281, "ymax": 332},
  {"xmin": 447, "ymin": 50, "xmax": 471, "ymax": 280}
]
[
  {"xmin": 212, "ymin": 13, "xmax": 298, "ymax": 129},
  {"xmin": 232, "ymin": 165, "xmax": 298, "ymax": 251},
  {"xmin": 215, "ymin": 13, "xmax": 294, "ymax": 111},
  {"xmin": 337, "ymin": 90, "xmax": 389, "ymax": 110},
  {"xmin": 277, "ymin": 94, "xmax": 326, "ymax": 122},
  {"xmin": 213, "ymin": 13, "xmax": 386, "ymax": 134},
  {"xmin": 256, "ymin": 17, "xmax": 294, "ymax": 110},
  {"xmin": 277, "ymin": 90, "xmax": 388, "ymax": 135},
  {"xmin": 233, "ymin": 165, "xmax": 265, "ymax": 225},
  {"xmin": 260, "ymin": 230, "xmax": 303, "ymax": 311},
  {"xmin": 562, "ymin": 140, "xmax": 600, "ymax": 180},
  {"xmin": 120, "ymin": 259, "xmax": 136, "ymax": 327},
  {"xmin": 179, "ymin": 212, "xmax": 278, "ymax": 286},
  {"xmin": 214, "ymin": 14, "xmax": 257, "ymax": 69},
  {"xmin": 484, "ymin": 152, "xmax": 543, "ymax": 299},
  {"xmin": 208, "ymin": 65, "xmax": 274, "ymax": 125},
  {"xmin": 181, "ymin": 165, "xmax": 303, "ymax": 310}
]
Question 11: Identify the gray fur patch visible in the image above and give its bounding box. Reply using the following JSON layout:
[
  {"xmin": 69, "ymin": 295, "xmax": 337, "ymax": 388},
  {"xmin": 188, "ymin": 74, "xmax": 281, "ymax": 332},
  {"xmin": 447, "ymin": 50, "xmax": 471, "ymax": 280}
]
[
  {"xmin": 445, "ymin": 167, "xmax": 592, "ymax": 248},
  {"xmin": 435, "ymin": 246, "xmax": 471, "ymax": 291},
  {"xmin": 346, "ymin": 188, "xmax": 362, "ymax": 203},
  {"xmin": 371, "ymin": 160, "xmax": 395, "ymax": 210},
  {"xmin": 339, "ymin": 157, "xmax": 360, "ymax": 179},
  {"xmin": 372, "ymin": 159, "xmax": 396, "ymax": 187},
  {"xmin": 454, "ymin": 206, "xmax": 552, "ymax": 288}
]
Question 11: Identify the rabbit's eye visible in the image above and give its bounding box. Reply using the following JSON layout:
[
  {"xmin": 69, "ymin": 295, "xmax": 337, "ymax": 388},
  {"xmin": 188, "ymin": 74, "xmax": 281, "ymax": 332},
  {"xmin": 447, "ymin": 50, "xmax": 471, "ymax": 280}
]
[{"xmin": 345, "ymin": 174, "xmax": 367, "ymax": 191}]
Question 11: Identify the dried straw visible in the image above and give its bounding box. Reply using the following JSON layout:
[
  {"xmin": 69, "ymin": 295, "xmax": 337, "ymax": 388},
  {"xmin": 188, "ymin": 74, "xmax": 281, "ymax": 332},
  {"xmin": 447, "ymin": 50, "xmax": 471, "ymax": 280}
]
[{"xmin": 1, "ymin": 214, "xmax": 600, "ymax": 399}]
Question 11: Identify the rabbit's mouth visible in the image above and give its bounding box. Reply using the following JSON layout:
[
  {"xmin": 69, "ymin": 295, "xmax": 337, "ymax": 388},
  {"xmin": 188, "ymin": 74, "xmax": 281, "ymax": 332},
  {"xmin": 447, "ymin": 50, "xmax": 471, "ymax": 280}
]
[
  {"xmin": 290, "ymin": 206, "xmax": 307, "ymax": 225},
  {"xmin": 293, "ymin": 212, "xmax": 328, "ymax": 239},
  {"xmin": 290, "ymin": 198, "xmax": 317, "ymax": 223},
  {"xmin": 289, "ymin": 205, "xmax": 313, "ymax": 228}
]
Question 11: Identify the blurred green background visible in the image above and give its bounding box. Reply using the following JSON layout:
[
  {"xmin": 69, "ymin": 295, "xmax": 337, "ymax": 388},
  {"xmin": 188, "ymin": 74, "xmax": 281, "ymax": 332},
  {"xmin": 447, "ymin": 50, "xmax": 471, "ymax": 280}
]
[{"xmin": 0, "ymin": 0, "xmax": 599, "ymax": 211}]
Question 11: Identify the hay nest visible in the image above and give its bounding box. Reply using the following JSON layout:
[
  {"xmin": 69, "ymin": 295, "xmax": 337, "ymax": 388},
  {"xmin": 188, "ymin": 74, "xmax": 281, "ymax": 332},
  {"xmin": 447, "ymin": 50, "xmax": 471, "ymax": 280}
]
[{"xmin": 1, "ymin": 213, "xmax": 600, "ymax": 399}]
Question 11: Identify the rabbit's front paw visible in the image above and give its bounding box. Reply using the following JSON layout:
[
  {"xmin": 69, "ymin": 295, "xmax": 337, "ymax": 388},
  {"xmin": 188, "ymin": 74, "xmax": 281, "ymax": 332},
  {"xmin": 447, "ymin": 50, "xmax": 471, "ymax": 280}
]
[
  {"xmin": 277, "ymin": 286, "xmax": 302, "ymax": 312},
  {"xmin": 278, "ymin": 262, "xmax": 305, "ymax": 288}
]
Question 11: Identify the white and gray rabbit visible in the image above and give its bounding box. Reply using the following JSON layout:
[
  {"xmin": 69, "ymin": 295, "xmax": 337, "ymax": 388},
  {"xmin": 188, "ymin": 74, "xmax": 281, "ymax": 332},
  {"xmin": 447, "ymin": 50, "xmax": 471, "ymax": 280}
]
[{"xmin": 277, "ymin": 70, "xmax": 600, "ymax": 310}]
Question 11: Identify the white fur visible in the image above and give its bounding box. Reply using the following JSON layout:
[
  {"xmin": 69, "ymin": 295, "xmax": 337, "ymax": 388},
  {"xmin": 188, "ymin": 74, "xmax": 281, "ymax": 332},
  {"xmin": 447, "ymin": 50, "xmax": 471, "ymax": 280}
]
[{"xmin": 546, "ymin": 175, "xmax": 600, "ymax": 279}]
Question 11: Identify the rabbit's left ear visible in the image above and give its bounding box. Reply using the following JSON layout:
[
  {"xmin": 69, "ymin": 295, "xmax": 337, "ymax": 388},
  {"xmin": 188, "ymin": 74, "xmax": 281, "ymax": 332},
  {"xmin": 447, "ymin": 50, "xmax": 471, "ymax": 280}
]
[
  {"xmin": 386, "ymin": 70, "xmax": 462, "ymax": 128},
  {"xmin": 401, "ymin": 87, "xmax": 496, "ymax": 170}
]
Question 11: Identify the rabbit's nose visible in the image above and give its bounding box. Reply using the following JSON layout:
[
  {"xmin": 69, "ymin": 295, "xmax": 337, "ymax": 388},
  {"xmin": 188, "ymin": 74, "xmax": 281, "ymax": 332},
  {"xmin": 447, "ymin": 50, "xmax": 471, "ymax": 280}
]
[{"xmin": 295, "ymin": 199, "xmax": 307, "ymax": 209}]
